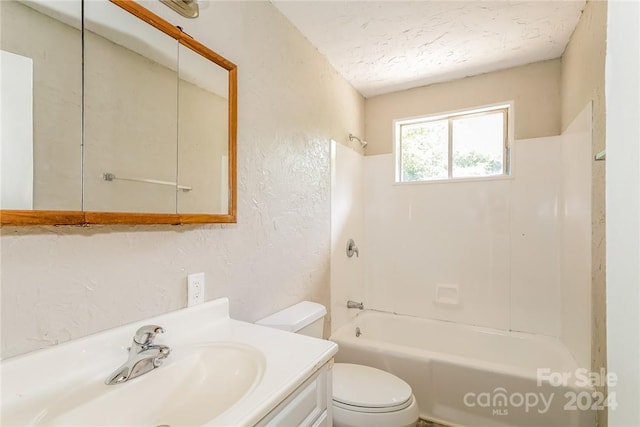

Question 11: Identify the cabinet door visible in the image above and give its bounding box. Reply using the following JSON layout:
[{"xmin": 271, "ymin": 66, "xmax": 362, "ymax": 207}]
[
  {"xmin": 83, "ymin": 0, "xmax": 178, "ymax": 214},
  {"xmin": 0, "ymin": 0, "xmax": 82, "ymax": 211},
  {"xmin": 176, "ymin": 44, "xmax": 230, "ymax": 215},
  {"xmin": 257, "ymin": 362, "xmax": 332, "ymax": 427},
  {"xmin": 310, "ymin": 410, "xmax": 329, "ymax": 427}
]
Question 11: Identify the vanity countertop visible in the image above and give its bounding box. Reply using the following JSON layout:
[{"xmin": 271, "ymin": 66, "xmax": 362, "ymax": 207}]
[{"xmin": 1, "ymin": 298, "xmax": 338, "ymax": 426}]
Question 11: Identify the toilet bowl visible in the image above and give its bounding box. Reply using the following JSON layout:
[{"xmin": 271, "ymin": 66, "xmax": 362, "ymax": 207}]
[
  {"xmin": 256, "ymin": 302, "xmax": 419, "ymax": 427},
  {"xmin": 332, "ymin": 363, "xmax": 419, "ymax": 427}
]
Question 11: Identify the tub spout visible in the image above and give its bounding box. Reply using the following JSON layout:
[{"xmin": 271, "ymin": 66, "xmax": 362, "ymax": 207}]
[{"xmin": 347, "ymin": 300, "xmax": 364, "ymax": 310}]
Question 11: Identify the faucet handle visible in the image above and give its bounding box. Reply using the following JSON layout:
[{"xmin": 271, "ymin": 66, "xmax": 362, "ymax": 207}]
[
  {"xmin": 134, "ymin": 325, "xmax": 165, "ymax": 346},
  {"xmin": 346, "ymin": 239, "xmax": 359, "ymax": 258},
  {"xmin": 153, "ymin": 347, "xmax": 171, "ymax": 368}
]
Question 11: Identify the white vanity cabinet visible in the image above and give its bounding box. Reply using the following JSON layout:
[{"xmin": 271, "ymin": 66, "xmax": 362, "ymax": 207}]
[{"xmin": 256, "ymin": 361, "xmax": 333, "ymax": 427}]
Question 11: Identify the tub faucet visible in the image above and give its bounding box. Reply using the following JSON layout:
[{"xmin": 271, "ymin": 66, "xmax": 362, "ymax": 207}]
[
  {"xmin": 347, "ymin": 300, "xmax": 364, "ymax": 310},
  {"xmin": 105, "ymin": 325, "xmax": 171, "ymax": 385}
]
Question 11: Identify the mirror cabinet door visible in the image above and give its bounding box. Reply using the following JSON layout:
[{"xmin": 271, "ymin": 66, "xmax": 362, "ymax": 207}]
[
  {"xmin": 83, "ymin": 0, "xmax": 179, "ymax": 214},
  {"xmin": 0, "ymin": 0, "xmax": 82, "ymax": 211},
  {"xmin": 177, "ymin": 44, "xmax": 230, "ymax": 215},
  {"xmin": 1, "ymin": 0, "xmax": 236, "ymax": 225}
]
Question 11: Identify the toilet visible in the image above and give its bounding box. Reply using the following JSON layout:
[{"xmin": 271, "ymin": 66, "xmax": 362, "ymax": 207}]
[{"xmin": 257, "ymin": 301, "xmax": 419, "ymax": 427}]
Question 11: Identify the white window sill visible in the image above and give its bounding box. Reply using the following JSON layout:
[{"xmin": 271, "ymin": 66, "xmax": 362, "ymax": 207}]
[{"xmin": 394, "ymin": 174, "xmax": 513, "ymax": 186}]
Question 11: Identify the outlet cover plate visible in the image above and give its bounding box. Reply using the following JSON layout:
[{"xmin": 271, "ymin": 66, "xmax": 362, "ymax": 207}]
[{"xmin": 187, "ymin": 272, "xmax": 205, "ymax": 307}]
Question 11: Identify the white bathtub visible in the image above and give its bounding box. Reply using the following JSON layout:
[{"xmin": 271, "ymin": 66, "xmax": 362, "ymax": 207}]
[{"xmin": 330, "ymin": 311, "xmax": 597, "ymax": 427}]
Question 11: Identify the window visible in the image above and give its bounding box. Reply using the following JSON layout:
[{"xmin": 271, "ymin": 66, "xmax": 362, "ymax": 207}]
[{"xmin": 395, "ymin": 104, "xmax": 510, "ymax": 182}]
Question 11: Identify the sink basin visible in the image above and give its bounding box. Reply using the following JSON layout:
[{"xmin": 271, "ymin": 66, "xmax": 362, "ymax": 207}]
[
  {"xmin": 2, "ymin": 298, "xmax": 338, "ymax": 427},
  {"xmin": 5, "ymin": 342, "xmax": 265, "ymax": 426}
]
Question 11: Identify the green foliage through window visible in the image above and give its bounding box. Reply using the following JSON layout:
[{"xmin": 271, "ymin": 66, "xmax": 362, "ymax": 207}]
[{"xmin": 397, "ymin": 107, "xmax": 508, "ymax": 182}]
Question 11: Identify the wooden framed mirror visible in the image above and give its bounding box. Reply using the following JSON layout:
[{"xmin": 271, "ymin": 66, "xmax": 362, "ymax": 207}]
[{"xmin": 0, "ymin": 0, "xmax": 237, "ymax": 226}]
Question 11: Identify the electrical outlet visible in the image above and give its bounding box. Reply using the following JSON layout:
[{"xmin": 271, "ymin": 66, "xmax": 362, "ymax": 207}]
[{"xmin": 187, "ymin": 272, "xmax": 205, "ymax": 307}]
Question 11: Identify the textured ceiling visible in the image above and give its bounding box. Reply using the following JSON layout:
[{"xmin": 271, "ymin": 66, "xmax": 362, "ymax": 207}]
[{"xmin": 273, "ymin": 1, "xmax": 585, "ymax": 97}]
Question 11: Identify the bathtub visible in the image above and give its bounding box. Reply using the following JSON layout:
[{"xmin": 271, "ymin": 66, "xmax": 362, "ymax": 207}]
[{"xmin": 330, "ymin": 311, "xmax": 597, "ymax": 427}]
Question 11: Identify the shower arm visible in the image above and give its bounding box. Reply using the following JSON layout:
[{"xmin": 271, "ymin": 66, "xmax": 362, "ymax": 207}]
[{"xmin": 348, "ymin": 133, "xmax": 368, "ymax": 148}]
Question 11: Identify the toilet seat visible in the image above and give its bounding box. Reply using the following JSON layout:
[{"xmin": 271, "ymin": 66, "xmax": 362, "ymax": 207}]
[
  {"xmin": 333, "ymin": 397, "xmax": 414, "ymax": 413},
  {"xmin": 332, "ymin": 363, "xmax": 413, "ymax": 413}
]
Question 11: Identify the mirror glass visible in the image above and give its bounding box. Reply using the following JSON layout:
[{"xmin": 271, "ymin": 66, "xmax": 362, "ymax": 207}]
[
  {"xmin": 0, "ymin": 0, "xmax": 236, "ymax": 224},
  {"xmin": 0, "ymin": 0, "xmax": 82, "ymax": 211},
  {"xmin": 177, "ymin": 44, "xmax": 229, "ymax": 214},
  {"xmin": 83, "ymin": 0, "xmax": 179, "ymax": 214}
]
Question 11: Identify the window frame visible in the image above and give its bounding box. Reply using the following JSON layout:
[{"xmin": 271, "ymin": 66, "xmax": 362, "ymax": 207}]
[{"xmin": 394, "ymin": 102, "xmax": 513, "ymax": 184}]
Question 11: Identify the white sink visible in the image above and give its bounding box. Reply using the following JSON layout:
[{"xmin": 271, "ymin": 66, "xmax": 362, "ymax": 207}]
[
  {"xmin": 25, "ymin": 343, "xmax": 265, "ymax": 426},
  {"xmin": 1, "ymin": 298, "xmax": 338, "ymax": 426}
]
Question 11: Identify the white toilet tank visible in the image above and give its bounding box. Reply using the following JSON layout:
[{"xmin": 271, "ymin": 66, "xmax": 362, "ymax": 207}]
[{"xmin": 256, "ymin": 301, "xmax": 326, "ymax": 338}]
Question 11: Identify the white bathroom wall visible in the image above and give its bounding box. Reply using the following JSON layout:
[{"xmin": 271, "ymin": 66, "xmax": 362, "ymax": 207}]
[
  {"xmin": 363, "ymin": 135, "xmax": 577, "ymax": 335},
  {"xmin": 330, "ymin": 141, "xmax": 365, "ymax": 333},
  {"xmin": 363, "ymin": 154, "xmax": 511, "ymax": 330},
  {"xmin": 509, "ymin": 136, "xmax": 562, "ymax": 337},
  {"xmin": 0, "ymin": 1, "xmax": 364, "ymax": 359},
  {"xmin": 560, "ymin": 103, "xmax": 593, "ymax": 370}
]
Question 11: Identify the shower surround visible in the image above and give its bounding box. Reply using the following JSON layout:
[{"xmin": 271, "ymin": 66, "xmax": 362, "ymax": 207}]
[{"xmin": 330, "ymin": 104, "xmax": 593, "ymax": 426}]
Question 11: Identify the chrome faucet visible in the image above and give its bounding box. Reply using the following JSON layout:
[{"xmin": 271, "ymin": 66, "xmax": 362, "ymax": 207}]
[{"xmin": 105, "ymin": 325, "xmax": 171, "ymax": 385}]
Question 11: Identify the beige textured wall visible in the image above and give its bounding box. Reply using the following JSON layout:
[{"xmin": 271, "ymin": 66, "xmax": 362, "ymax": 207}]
[
  {"xmin": 560, "ymin": 1, "xmax": 607, "ymax": 425},
  {"xmin": 0, "ymin": 1, "xmax": 364, "ymax": 359},
  {"xmin": 364, "ymin": 59, "xmax": 561, "ymax": 155}
]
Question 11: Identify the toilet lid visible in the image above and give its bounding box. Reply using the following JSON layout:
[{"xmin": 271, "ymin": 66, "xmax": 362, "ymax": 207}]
[{"xmin": 332, "ymin": 363, "xmax": 412, "ymax": 409}]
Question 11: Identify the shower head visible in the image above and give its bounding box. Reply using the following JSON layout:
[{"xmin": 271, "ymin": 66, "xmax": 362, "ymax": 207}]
[{"xmin": 349, "ymin": 133, "xmax": 368, "ymax": 149}]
